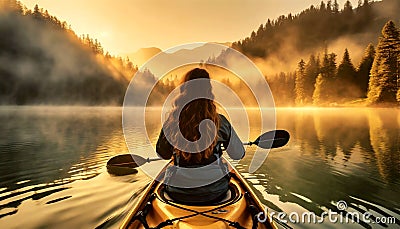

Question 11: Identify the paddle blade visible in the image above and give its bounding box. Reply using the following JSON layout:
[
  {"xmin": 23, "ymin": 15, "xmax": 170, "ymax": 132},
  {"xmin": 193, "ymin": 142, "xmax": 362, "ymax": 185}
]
[
  {"xmin": 106, "ymin": 154, "xmax": 141, "ymax": 176},
  {"xmin": 254, "ymin": 130, "xmax": 290, "ymax": 149}
]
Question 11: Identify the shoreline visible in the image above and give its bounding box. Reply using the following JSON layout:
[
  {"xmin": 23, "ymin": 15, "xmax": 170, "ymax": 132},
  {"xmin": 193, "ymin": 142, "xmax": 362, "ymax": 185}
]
[{"xmin": 0, "ymin": 105, "xmax": 398, "ymax": 109}]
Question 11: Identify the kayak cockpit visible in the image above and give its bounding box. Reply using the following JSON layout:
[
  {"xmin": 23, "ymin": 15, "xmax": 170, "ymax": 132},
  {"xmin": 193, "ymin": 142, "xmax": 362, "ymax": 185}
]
[
  {"xmin": 120, "ymin": 158, "xmax": 277, "ymax": 229},
  {"xmin": 125, "ymin": 177, "xmax": 275, "ymax": 229},
  {"xmin": 159, "ymin": 183, "xmax": 239, "ymax": 206}
]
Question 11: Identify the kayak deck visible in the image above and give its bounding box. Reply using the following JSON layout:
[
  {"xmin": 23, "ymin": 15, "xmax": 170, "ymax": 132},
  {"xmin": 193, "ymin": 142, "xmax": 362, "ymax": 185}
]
[{"xmin": 121, "ymin": 160, "xmax": 277, "ymax": 229}]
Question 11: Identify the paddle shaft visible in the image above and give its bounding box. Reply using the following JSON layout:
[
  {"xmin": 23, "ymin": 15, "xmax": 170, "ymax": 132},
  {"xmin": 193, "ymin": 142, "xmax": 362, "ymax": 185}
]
[
  {"xmin": 110, "ymin": 158, "xmax": 162, "ymax": 167},
  {"xmin": 112, "ymin": 138, "xmax": 286, "ymax": 166},
  {"xmin": 107, "ymin": 130, "xmax": 289, "ymax": 169}
]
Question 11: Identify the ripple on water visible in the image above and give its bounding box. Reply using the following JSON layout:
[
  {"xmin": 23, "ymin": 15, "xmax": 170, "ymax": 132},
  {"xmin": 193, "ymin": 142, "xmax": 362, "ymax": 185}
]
[{"xmin": 1, "ymin": 107, "xmax": 399, "ymax": 228}]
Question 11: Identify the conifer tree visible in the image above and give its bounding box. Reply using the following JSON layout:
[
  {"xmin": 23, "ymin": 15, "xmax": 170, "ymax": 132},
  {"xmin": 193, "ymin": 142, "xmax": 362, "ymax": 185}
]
[
  {"xmin": 320, "ymin": 1, "xmax": 326, "ymax": 11},
  {"xmin": 333, "ymin": 0, "xmax": 339, "ymax": 13},
  {"xmin": 304, "ymin": 54, "xmax": 320, "ymax": 103},
  {"xmin": 313, "ymin": 73, "xmax": 328, "ymax": 105},
  {"xmin": 367, "ymin": 21, "xmax": 400, "ymax": 104},
  {"xmin": 357, "ymin": 43, "xmax": 375, "ymax": 97},
  {"xmin": 313, "ymin": 51, "xmax": 337, "ymax": 104},
  {"xmin": 343, "ymin": 0, "xmax": 353, "ymax": 13},
  {"xmin": 336, "ymin": 48, "xmax": 357, "ymax": 98},
  {"xmin": 295, "ymin": 59, "xmax": 306, "ymax": 105},
  {"xmin": 33, "ymin": 4, "xmax": 41, "ymax": 19}
]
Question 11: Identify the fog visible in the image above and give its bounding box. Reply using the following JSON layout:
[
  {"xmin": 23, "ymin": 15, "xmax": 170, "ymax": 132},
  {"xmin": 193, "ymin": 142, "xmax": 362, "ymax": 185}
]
[
  {"xmin": 0, "ymin": 8, "xmax": 128, "ymax": 105},
  {"xmin": 237, "ymin": 0, "xmax": 400, "ymax": 78},
  {"xmin": 2, "ymin": 0, "xmax": 398, "ymax": 106}
]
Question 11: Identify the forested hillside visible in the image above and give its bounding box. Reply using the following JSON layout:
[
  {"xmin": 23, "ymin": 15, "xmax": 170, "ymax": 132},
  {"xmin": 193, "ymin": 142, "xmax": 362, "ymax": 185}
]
[
  {"xmin": 233, "ymin": 0, "xmax": 398, "ymax": 60},
  {"xmin": 1, "ymin": 0, "xmax": 398, "ymax": 106},
  {"xmin": 0, "ymin": 0, "xmax": 137, "ymax": 105},
  {"xmin": 232, "ymin": 0, "xmax": 400, "ymax": 106}
]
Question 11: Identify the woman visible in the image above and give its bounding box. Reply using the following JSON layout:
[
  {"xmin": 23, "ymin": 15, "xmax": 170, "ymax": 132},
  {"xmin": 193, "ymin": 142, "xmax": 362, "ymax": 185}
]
[{"xmin": 156, "ymin": 68, "xmax": 245, "ymax": 205}]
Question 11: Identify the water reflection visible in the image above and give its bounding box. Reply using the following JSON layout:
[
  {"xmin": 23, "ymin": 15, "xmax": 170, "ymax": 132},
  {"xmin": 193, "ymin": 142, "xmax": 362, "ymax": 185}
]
[
  {"xmin": 0, "ymin": 107, "xmax": 398, "ymax": 228},
  {"xmin": 368, "ymin": 109, "xmax": 400, "ymax": 183},
  {"xmin": 237, "ymin": 108, "xmax": 399, "ymax": 228},
  {"xmin": 0, "ymin": 107, "xmax": 126, "ymax": 189},
  {"xmin": 0, "ymin": 106, "xmax": 129, "ymax": 221}
]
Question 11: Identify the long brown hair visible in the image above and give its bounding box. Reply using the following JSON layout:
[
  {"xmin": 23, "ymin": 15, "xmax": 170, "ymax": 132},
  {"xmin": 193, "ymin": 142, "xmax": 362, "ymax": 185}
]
[{"xmin": 164, "ymin": 68, "xmax": 220, "ymax": 163}]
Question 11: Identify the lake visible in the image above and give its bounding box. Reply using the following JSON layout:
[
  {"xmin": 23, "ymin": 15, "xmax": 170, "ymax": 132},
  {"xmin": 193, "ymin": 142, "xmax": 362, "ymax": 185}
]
[{"xmin": 0, "ymin": 106, "xmax": 398, "ymax": 228}]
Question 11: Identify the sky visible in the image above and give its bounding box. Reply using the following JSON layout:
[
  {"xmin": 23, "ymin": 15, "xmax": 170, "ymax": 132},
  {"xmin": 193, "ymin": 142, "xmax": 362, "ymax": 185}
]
[{"xmin": 20, "ymin": 0, "xmax": 360, "ymax": 55}]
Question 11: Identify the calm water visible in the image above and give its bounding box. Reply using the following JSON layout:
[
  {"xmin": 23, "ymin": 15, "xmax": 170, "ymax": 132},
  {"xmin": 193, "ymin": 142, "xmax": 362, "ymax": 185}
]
[{"xmin": 0, "ymin": 106, "xmax": 399, "ymax": 228}]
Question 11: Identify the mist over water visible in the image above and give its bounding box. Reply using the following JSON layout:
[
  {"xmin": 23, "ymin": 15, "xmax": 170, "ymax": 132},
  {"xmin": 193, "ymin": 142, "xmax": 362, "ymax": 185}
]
[
  {"xmin": 0, "ymin": 107, "xmax": 149, "ymax": 228},
  {"xmin": 0, "ymin": 107, "xmax": 398, "ymax": 228}
]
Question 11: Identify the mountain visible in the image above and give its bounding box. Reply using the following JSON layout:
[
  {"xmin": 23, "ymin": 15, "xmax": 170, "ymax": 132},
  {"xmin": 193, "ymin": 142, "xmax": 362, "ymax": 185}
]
[
  {"xmin": 124, "ymin": 42, "xmax": 233, "ymax": 69},
  {"xmin": 124, "ymin": 43, "xmax": 233, "ymax": 107},
  {"xmin": 123, "ymin": 47, "xmax": 162, "ymax": 68},
  {"xmin": 139, "ymin": 43, "xmax": 228, "ymax": 78}
]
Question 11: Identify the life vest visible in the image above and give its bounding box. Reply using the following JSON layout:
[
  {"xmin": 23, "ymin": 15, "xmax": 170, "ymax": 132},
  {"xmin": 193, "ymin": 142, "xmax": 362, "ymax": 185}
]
[{"xmin": 164, "ymin": 143, "xmax": 231, "ymax": 204}]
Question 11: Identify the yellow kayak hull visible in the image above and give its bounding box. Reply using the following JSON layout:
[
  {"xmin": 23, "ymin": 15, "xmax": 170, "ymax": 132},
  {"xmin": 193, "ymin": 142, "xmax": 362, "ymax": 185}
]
[{"xmin": 120, "ymin": 159, "xmax": 277, "ymax": 229}]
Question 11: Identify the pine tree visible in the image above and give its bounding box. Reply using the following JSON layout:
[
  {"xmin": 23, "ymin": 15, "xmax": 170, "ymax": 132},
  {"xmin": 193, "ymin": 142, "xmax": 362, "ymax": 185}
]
[
  {"xmin": 343, "ymin": 0, "xmax": 353, "ymax": 13},
  {"xmin": 304, "ymin": 54, "xmax": 320, "ymax": 103},
  {"xmin": 357, "ymin": 43, "xmax": 375, "ymax": 97},
  {"xmin": 367, "ymin": 21, "xmax": 400, "ymax": 104},
  {"xmin": 321, "ymin": 52, "xmax": 337, "ymax": 81},
  {"xmin": 354, "ymin": 0, "xmax": 372, "ymax": 30},
  {"xmin": 256, "ymin": 24, "xmax": 265, "ymax": 38},
  {"xmin": 33, "ymin": 4, "xmax": 41, "ymax": 19},
  {"xmin": 313, "ymin": 51, "xmax": 337, "ymax": 104},
  {"xmin": 333, "ymin": 0, "xmax": 339, "ymax": 13},
  {"xmin": 313, "ymin": 73, "xmax": 329, "ymax": 105},
  {"xmin": 336, "ymin": 48, "xmax": 357, "ymax": 99},
  {"xmin": 320, "ymin": 1, "xmax": 326, "ymax": 11},
  {"xmin": 295, "ymin": 59, "xmax": 306, "ymax": 105},
  {"xmin": 327, "ymin": 0, "xmax": 332, "ymax": 12},
  {"xmin": 340, "ymin": 1, "xmax": 353, "ymax": 25}
]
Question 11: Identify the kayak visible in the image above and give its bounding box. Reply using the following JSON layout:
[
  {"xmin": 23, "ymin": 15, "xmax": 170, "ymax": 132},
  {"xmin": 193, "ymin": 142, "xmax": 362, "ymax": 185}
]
[{"xmin": 120, "ymin": 158, "xmax": 278, "ymax": 229}]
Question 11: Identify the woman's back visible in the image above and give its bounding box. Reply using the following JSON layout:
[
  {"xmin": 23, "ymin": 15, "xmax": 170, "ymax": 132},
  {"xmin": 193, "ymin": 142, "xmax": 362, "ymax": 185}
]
[
  {"xmin": 155, "ymin": 68, "xmax": 244, "ymax": 204},
  {"xmin": 157, "ymin": 114, "xmax": 244, "ymax": 164}
]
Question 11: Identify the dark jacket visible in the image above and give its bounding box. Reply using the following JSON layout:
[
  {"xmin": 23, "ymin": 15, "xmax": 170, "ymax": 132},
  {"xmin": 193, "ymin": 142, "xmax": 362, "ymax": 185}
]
[
  {"xmin": 156, "ymin": 114, "xmax": 244, "ymax": 204},
  {"xmin": 156, "ymin": 114, "xmax": 244, "ymax": 161}
]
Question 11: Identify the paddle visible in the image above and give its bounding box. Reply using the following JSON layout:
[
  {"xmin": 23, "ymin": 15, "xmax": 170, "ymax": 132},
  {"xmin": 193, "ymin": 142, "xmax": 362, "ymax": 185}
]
[
  {"xmin": 243, "ymin": 129, "xmax": 290, "ymax": 149},
  {"xmin": 106, "ymin": 154, "xmax": 162, "ymax": 176},
  {"xmin": 107, "ymin": 130, "xmax": 289, "ymax": 175}
]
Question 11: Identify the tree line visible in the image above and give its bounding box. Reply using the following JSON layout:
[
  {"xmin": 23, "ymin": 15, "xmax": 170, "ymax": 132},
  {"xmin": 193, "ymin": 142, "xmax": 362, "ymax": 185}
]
[
  {"xmin": 232, "ymin": 0, "xmax": 400, "ymax": 106},
  {"xmin": 232, "ymin": 0, "xmax": 382, "ymax": 59},
  {"xmin": 272, "ymin": 20, "xmax": 399, "ymax": 106},
  {"xmin": 0, "ymin": 0, "xmax": 138, "ymax": 105},
  {"xmin": 1, "ymin": 0, "xmax": 398, "ymax": 106}
]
